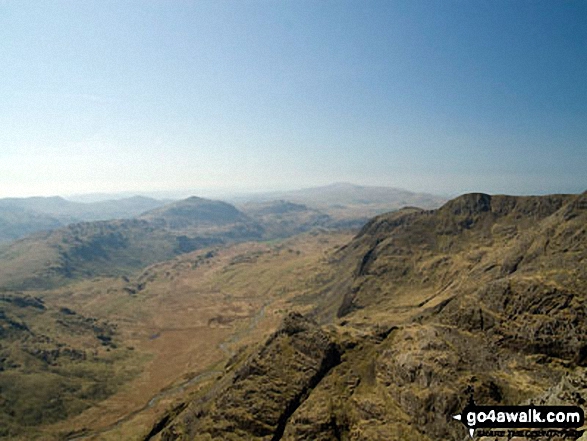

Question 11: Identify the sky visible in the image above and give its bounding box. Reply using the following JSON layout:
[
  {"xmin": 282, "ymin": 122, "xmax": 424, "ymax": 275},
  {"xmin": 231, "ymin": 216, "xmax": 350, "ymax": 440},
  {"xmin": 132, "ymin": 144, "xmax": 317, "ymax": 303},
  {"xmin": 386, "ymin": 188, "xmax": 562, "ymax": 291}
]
[{"xmin": 0, "ymin": 0, "xmax": 585, "ymax": 198}]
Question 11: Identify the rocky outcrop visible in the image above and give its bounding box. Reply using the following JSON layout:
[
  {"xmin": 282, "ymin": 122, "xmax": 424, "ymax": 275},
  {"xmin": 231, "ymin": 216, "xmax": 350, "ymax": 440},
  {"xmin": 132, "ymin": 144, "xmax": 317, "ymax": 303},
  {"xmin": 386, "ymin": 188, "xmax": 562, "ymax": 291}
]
[
  {"xmin": 156, "ymin": 192, "xmax": 587, "ymax": 441},
  {"xmin": 159, "ymin": 313, "xmax": 341, "ymax": 440}
]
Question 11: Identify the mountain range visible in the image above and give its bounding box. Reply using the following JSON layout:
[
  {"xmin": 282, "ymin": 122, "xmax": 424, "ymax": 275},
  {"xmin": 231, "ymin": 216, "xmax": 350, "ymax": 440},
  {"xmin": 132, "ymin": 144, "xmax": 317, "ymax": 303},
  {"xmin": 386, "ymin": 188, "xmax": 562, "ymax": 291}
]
[
  {"xmin": 0, "ymin": 188, "xmax": 585, "ymax": 440},
  {"xmin": 155, "ymin": 191, "xmax": 587, "ymax": 440},
  {"xmin": 0, "ymin": 185, "xmax": 446, "ymax": 290},
  {"xmin": 0, "ymin": 196, "xmax": 167, "ymax": 244},
  {"xmin": 0, "ymin": 184, "xmax": 445, "ymax": 245}
]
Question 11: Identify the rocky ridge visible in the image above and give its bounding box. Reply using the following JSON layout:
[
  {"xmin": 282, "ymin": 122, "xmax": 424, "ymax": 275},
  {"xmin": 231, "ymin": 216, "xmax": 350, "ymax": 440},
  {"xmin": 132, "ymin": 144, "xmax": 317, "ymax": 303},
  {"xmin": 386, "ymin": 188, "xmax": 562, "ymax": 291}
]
[{"xmin": 152, "ymin": 191, "xmax": 587, "ymax": 441}]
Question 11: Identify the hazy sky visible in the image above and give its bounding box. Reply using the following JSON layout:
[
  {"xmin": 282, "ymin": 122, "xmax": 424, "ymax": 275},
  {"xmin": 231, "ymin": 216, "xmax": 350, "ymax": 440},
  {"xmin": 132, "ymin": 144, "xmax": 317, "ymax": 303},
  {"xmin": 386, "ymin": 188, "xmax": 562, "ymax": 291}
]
[{"xmin": 1, "ymin": 1, "xmax": 585, "ymax": 198}]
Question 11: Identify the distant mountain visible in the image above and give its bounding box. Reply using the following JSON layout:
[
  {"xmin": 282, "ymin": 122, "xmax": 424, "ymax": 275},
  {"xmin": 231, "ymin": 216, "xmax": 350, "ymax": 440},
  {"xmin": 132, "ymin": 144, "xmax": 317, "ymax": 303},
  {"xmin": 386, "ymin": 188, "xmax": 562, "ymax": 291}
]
[
  {"xmin": 0, "ymin": 206, "xmax": 62, "ymax": 243},
  {"xmin": 0, "ymin": 197, "xmax": 264, "ymax": 290},
  {"xmin": 0, "ymin": 195, "xmax": 167, "ymax": 243},
  {"xmin": 240, "ymin": 200, "xmax": 333, "ymax": 238},
  {"xmin": 0, "ymin": 185, "xmax": 445, "ymax": 245},
  {"xmin": 0, "ymin": 195, "xmax": 166, "ymax": 221},
  {"xmin": 0, "ymin": 186, "xmax": 448, "ymax": 288},
  {"xmin": 139, "ymin": 196, "xmax": 252, "ymax": 230},
  {"xmin": 82, "ymin": 195, "xmax": 169, "ymax": 220},
  {"xmin": 231, "ymin": 183, "xmax": 447, "ymax": 228},
  {"xmin": 232, "ymin": 183, "xmax": 446, "ymax": 209}
]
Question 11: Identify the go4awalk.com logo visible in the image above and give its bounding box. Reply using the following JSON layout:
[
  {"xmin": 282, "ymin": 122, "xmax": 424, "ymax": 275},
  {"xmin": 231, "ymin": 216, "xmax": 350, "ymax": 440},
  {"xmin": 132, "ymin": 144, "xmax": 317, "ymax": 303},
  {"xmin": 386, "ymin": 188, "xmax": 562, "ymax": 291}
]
[{"xmin": 452, "ymin": 398, "xmax": 584, "ymax": 438}]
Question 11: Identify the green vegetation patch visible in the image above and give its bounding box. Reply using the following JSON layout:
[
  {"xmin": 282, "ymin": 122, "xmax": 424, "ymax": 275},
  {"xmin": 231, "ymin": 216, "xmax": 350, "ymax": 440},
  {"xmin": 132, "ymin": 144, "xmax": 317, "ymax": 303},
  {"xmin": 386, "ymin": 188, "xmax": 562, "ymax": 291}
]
[{"xmin": 0, "ymin": 293, "xmax": 140, "ymax": 439}]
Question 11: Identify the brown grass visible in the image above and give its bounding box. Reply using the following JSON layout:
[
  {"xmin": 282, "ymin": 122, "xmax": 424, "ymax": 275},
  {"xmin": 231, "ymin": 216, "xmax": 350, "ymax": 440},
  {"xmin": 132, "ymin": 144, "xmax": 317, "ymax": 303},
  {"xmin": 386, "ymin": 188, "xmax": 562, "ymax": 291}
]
[{"xmin": 29, "ymin": 231, "xmax": 353, "ymax": 440}]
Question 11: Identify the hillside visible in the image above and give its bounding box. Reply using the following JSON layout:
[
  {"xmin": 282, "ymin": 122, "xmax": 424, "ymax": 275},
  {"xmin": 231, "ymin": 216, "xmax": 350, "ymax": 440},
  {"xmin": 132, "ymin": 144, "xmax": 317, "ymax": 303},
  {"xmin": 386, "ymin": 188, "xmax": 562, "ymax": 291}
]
[
  {"xmin": 239, "ymin": 200, "xmax": 334, "ymax": 238},
  {"xmin": 0, "ymin": 197, "xmax": 263, "ymax": 290},
  {"xmin": 139, "ymin": 197, "xmax": 262, "ymax": 236},
  {"xmin": 155, "ymin": 191, "xmax": 587, "ymax": 441},
  {"xmin": 0, "ymin": 206, "xmax": 63, "ymax": 244},
  {"xmin": 0, "ymin": 230, "xmax": 352, "ymax": 440},
  {"xmin": 0, "ymin": 220, "xmax": 185, "ymax": 290},
  {"xmin": 0, "ymin": 293, "xmax": 138, "ymax": 440},
  {"xmin": 0, "ymin": 196, "xmax": 167, "ymax": 244},
  {"xmin": 231, "ymin": 183, "xmax": 447, "ymax": 224}
]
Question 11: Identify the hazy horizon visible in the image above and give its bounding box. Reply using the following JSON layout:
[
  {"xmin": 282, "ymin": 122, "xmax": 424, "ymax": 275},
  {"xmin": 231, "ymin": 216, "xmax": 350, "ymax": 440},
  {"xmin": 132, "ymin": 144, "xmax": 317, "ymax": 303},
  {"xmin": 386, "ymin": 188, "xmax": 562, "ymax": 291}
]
[
  {"xmin": 1, "ymin": 181, "xmax": 581, "ymax": 205},
  {"xmin": 1, "ymin": 1, "xmax": 585, "ymax": 198}
]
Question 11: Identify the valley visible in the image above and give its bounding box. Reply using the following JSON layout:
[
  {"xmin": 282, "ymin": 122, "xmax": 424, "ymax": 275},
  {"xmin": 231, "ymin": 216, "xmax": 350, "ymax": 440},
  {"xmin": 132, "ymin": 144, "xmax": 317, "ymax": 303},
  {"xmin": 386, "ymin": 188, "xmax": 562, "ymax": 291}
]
[
  {"xmin": 4, "ymin": 2, "xmax": 584, "ymax": 439},
  {"xmin": 1, "ymin": 189, "xmax": 585, "ymax": 440},
  {"xmin": 151, "ymin": 191, "xmax": 587, "ymax": 440},
  {"xmin": 1, "ymin": 227, "xmax": 353, "ymax": 440}
]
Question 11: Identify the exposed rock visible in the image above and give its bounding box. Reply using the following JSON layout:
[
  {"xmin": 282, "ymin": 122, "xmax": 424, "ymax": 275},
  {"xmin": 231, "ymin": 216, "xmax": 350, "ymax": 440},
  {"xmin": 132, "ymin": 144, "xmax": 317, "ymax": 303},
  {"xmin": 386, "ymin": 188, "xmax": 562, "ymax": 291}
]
[
  {"xmin": 159, "ymin": 313, "xmax": 341, "ymax": 440},
  {"xmin": 155, "ymin": 192, "xmax": 587, "ymax": 441}
]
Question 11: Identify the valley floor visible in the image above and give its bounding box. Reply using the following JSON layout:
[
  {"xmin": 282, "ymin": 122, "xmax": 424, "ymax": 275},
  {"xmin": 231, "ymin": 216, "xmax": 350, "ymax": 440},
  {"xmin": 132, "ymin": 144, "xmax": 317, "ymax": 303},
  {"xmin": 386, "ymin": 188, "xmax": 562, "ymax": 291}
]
[{"xmin": 20, "ymin": 231, "xmax": 352, "ymax": 441}]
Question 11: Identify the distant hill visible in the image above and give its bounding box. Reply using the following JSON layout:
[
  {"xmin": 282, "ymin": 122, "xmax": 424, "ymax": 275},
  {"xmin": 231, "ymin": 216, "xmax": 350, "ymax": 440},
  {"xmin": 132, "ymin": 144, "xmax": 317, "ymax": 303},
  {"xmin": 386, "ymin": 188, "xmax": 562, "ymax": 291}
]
[
  {"xmin": 240, "ymin": 200, "xmax": 333, "ymax": 238},
  {"xmin": 232, "ymin": 183, "xmax": 446, "ymax": 208},
  {"xmin": 0, "ymin": 195, "xmax": 166, "ymax": 221},
  {"xmin": 0, "ymin": 197, "xmax": 264, "ymax": 290},
  {"xmin": 0, "ymin": 185, "xmax": 446, "ymax": 244},
  {"xmin": 0, "ymin": 206, "xmax": 63, "ymax": 243},
  {"xmin": 0, "ymin": 186, "xmax": 448, "ymax": 289},
  {"xmin": 0, "ymin": 195, "xmax": 167, "ymax": 243},
  {"xmin": 139, "ymin": 196, "xmax": 254, "ymax": 230},
  {"xmin": 232, "ymin": 183, "xmax": 447, "ymax": 226},
  {"xmin": 81, "ymin": 195, "xmax": 169, "ymax": 220}
]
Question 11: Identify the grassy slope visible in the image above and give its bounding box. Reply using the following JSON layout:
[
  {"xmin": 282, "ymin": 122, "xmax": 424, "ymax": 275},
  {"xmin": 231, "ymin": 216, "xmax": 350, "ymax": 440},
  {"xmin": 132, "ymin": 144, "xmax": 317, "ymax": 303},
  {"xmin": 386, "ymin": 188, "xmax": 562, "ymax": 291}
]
[
  {"xmin": 0, "ymin": 196, "xmax": 168, "ymax": 244},
  {"xmin": 0, "ymin": 220, "xmax": 179, "ymax": 290},
  {"xmin": 0, "ymin": 294, "xmax": 140, "ymax": 440},
  {"xmin": 6, "ymin": 231, "xmax": 352, "ymax": 441}
]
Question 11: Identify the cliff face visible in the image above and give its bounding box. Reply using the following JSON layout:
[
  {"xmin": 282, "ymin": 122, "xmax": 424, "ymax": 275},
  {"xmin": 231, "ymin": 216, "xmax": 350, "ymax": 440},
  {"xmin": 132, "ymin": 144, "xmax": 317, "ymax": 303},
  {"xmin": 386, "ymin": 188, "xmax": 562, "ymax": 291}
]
[
  {"xmin": 153, "ymin": 192, "xmax": 587, "ymax": 441},
  {"xmin": 159, "ymin": 313, "xmax": 341, "ymax": 441}
]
